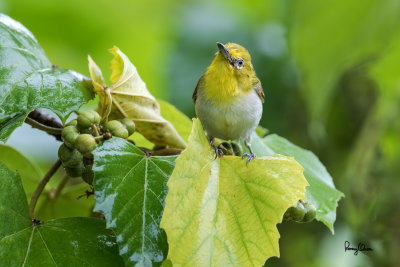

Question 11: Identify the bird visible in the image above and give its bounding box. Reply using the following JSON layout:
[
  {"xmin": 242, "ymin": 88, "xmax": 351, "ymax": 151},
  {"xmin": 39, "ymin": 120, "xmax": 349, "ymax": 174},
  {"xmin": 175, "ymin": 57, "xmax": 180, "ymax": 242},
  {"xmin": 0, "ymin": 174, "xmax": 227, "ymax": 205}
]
[{"xmin": 193, "ymin": 42, "xmax": 264, "ymax": 163}]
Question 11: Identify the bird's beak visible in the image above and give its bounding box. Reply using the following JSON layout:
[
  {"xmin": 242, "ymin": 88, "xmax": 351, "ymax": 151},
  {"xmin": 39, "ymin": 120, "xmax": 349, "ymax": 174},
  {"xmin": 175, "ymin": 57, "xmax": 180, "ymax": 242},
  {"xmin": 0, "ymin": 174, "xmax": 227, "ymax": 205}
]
[{"xmin": 217, "ymin": 42, "xmax": 232, "ymax": 62}]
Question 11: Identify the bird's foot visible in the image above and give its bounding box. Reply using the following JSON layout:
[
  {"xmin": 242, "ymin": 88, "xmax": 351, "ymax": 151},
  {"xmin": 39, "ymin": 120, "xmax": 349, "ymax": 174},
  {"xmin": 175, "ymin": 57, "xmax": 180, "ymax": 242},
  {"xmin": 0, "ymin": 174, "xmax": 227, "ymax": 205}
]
[
  {"xmin": 209, "ymin": 140, "xmax": 224, "ymax": 159},
  {"xmin": 212, "ymin": 146, "xmax": 224, "ymax": 159},
  {"xmin": 242, "ymin": 153, "xmax": 256, "ymax": 165}
]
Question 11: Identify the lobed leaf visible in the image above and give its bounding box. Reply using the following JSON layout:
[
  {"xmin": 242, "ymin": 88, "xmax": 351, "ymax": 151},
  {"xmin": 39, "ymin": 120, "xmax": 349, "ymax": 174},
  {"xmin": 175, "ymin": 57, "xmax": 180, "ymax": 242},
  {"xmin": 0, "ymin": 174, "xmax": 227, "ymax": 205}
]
[
  {"xmin": 252, "ymin": 133, "xmax": 344, "ymax": 233},
  {"xmin": 0, "ymin": 161, "xmax": 124, "ymax": 266},
  {"xmin": 0, "ymin": 14, "xmax": 94, "ymax": 141},
  {"xmin": 93, "ymin": 137, "xmax": 176, "ymax": 266},
  {"xmin": 88, "ymin": 46, "xmax": 186, "ymax": 149},
  {"xmin": 161, "ymin": 119, "xmax": 308, "ymax": 266}
]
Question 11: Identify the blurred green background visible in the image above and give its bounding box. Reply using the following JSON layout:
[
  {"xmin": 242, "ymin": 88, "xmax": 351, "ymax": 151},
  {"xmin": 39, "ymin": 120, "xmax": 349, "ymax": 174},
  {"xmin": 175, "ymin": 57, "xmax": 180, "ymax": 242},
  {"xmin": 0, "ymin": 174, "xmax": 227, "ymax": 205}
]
[{"xmin": 2, "ymin": 0, "xmax": 400, "ymax": 266}]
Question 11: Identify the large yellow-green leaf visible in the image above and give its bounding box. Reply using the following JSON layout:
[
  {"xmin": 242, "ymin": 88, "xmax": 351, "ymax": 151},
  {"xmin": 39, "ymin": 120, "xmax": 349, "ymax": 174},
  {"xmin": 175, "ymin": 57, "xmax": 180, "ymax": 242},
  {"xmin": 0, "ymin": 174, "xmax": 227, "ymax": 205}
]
[
  {"xmin": 251, "ymin": 134, "xmax": 344, "ymax": 233},
  {"xmin": 161, "ymin": 119, "xmax": 308, "ymax": 266},
  {"xmin": 0, "ymin": 14, "xmax": 94, "ymax": 141},
  {"xmin": 88, "ymin": 47, "xmax": 186, "ymax": 149}
]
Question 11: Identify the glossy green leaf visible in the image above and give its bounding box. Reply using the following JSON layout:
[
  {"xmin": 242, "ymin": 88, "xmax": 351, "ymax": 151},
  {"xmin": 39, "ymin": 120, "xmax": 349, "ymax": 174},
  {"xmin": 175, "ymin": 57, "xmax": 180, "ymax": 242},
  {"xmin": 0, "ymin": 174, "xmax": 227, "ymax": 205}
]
[
  {"xmin": 0, "ymin": 161, "xmax": 124, "ymax": 266},
  {"xmin": 289, "ymin": 0, "xmax": 400, "ymax": 122},
  {"xmin": 161, "ymin": 119, "xmax": 308, "ymax": 266},
  {"xmin": 0, "ymin": 14, "xmax": 94, "ymax": 141},
  {"xmin": 252, "ymin": 133, "xmax": 344, "ymax": 233},
  {"xmin": 93, "ymin": 137, "xmax": 176, "ymax": 266}
]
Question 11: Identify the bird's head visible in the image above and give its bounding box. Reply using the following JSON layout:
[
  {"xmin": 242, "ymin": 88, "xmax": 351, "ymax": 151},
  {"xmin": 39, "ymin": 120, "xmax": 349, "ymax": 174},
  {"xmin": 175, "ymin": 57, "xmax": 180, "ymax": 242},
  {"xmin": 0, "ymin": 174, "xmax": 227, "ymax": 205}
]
[
  {"xmin": 202, "ymin": 42, "xmax": 258, "ymax": 101},
  {"xmin": 215, "ymin": 42, "xmax": 253, "ymax": 74}
]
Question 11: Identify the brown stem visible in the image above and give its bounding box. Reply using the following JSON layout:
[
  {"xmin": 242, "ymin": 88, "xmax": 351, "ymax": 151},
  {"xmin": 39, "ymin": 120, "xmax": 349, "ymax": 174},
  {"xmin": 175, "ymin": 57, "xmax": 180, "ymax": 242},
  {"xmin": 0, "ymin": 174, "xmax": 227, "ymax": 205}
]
[
  {"xmin": 29, "ymin": 160, "xmax": 62, "ymax": 219},
  {"xmin": 25, "ymin": 117, "xmax": 63, "ymax": 135},
  {"xmin": 91, "ymin": 124, "xmax": 100, "ymax": 137},
  {"xmin": 25, "ymin": 110, "xmax": 63, "ymax": 140},
  {"xmin": 141, "ymin": 147, "xmax": 183, "ymax": 156}
]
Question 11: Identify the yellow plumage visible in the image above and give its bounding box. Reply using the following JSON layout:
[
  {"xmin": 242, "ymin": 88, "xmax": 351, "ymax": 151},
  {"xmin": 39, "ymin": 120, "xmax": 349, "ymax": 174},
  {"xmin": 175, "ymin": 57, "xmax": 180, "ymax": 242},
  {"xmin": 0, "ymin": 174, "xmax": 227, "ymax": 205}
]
[
  {"xmin": 201, "ymin": 43, "xmax": 260, "ymax": 103},
  {"xmin": 193, "ymin": 42, "xmax": 264, "ymax": 163}
]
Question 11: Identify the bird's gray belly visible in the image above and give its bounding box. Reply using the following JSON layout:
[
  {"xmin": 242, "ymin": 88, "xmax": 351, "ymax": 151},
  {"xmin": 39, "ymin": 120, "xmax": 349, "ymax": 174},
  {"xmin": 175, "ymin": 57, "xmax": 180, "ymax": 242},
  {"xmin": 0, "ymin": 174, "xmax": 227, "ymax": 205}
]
[{"xmin": 195, "ymin": 90, "xmax": 262, "ymax": 141}]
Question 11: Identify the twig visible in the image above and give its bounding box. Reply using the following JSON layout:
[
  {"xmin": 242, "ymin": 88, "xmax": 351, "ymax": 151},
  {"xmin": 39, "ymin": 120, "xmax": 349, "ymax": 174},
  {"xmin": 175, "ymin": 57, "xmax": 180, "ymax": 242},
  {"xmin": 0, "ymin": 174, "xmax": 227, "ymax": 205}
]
[
  {"xmin": 139, "ymin": 147, "xmax": 183, "ymax": 156},
  {"xmin": 29, "ymin": 159, "xmax": 62, "ymax": 219},
  {"xmin": 25, "ymin": 117, "xmax": 63, "ymax": 135},
  {"xmin": 25, "ymin": 109, "xmax": 63, "ymax": 140}
]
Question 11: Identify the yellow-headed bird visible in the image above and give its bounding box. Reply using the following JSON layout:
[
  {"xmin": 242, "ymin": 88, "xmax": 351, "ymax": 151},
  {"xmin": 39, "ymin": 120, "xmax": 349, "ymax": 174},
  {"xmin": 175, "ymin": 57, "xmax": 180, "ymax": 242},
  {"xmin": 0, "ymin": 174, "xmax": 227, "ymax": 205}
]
[{"xmin": 193, "ymin": 42, "xmax": 264, "ymax": 163}]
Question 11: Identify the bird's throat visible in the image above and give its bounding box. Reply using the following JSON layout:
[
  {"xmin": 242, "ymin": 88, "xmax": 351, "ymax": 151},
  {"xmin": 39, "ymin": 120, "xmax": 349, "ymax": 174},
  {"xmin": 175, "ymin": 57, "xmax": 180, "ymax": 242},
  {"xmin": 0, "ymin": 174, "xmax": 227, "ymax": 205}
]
[{"xmin": 203, "ymin": 60, "xmax": 239, "ymax": 104}]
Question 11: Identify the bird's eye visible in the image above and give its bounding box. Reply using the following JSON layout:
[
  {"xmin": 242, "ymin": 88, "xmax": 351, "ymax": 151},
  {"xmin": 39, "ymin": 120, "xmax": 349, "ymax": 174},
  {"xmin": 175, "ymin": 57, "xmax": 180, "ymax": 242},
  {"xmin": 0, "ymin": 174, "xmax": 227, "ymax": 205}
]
[{"xmin": 235, "ymin": 58, "xmax": 244, "ymax": 70}]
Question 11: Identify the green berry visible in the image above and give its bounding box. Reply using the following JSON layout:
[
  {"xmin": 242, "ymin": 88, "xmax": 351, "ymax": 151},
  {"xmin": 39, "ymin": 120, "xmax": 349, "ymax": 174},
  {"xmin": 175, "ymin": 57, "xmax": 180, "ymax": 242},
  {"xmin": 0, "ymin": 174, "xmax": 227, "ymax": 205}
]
[
  {"xmin": 106, "ymin": 120, "xmax": 128, "ymax": 139},
  {"xmin": 77, "ymin": 110, "xmax": 101, "ymax": 129},
  {"xmin": 284, "ymin": 202, "xmax": 305, "ymax": 222},
  {"xmin": 106, "ymin": 120, "xmax": 123, "ymax": 131},
  {"xmin": 61, "ymin": 125, "xmax": 79, "ymax": 148},
  {"xmin": 58, "ymin": 144, "xmax": 83, "ymax": 168},
  {"xmin": 91, "ymin": 110, "xmax": 101, "ymax": 124},
  {"xmin": 66, "ymin": 119, "xmax": 77, "ymax": 126},
  {"xmin": 113, "ymin": 127, "xmax": 129, "ymax": 139},
  {"xmin": 302, "ymin": 202, "xmax": 316, "ymax": 222},
  {"xmin": 64, "ymin": 166, "xmax": 84, "ymax": 178},
  {"xmin": 120, "ymin": 118, "xmax": 136, "ymax": 135},
  {"xmin": 75, "ymin": 134, "xmax": 97, "ymax": 154},
  {"xmin": 82, "ymin": 164, "xmax": 94, "ymax": 185}
]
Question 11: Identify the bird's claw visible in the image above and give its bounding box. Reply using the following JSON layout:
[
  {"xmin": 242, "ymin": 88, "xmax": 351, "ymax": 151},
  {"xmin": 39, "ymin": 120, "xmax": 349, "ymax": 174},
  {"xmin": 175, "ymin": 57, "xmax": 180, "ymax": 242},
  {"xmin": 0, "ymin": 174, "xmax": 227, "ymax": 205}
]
[
  {"xmin": 213, "ymin": 147, "xmax": 224, "ymax": 159},
  {"xmin": 242, "ymin": 153, "xmax": 256, "ymax": 165}
]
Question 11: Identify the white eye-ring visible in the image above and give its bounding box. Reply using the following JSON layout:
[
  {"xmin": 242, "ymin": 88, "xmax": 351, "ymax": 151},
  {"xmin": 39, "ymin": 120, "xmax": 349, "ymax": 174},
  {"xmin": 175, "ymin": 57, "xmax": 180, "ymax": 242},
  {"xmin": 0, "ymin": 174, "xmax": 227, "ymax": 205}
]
[{"xmin": 235, "ymin": 58, "xmax": 244, "ymax": 70}]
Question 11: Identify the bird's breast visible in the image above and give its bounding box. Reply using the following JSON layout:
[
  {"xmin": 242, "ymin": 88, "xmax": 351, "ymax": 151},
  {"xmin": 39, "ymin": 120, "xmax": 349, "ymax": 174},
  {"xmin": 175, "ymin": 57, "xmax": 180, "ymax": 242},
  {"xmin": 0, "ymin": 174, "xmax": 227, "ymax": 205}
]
[{"xmin": 195, "ymin": 89, "xmax": 262, "ymax": 141}]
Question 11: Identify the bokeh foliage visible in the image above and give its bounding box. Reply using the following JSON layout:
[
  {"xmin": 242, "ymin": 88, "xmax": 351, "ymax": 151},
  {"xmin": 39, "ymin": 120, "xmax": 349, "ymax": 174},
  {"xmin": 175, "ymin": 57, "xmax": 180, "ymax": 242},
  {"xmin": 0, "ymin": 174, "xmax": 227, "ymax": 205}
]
[{"xmin": 2, "ymin": 0, "xmax": 400, "ymax": 266}]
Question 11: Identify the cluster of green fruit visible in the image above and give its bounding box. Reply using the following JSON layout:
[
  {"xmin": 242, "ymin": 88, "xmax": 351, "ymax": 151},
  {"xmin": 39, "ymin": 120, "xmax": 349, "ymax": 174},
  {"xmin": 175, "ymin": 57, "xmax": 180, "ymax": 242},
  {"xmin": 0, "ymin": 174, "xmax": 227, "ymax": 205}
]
[
  {"xmin": 283, "ymin": 200, "xmax": 316, "ymax": 223},
  {"xmin": 58, "ymin": 110, "xmax": 135, "ymax": 184}
]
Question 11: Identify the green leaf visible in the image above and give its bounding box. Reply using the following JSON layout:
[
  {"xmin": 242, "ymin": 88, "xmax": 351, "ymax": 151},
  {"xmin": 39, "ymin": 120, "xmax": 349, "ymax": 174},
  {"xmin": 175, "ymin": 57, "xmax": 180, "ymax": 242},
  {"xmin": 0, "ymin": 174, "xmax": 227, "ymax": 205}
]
[
  {"xmin": 158, "ymin": 99, "xmax": 192, "ymax": 143},
  {"xmin": 93, "ymin": 137, "xmax": 176, "ymax": 266},
  {"xmin": 161, "ymin": 119, "xmax": 308, "ymax": 266},
  {"xmin": 0, "ymin": 161, "xmax": 124, "ymax": 266},
  {"xmin": 35, "ymin": 178, "xmax": 94, "ymax": 221},
  {"xmin": 0, "ymin": 145, "xmax": 93, "ymax": 220},
  {"xmin": 289, "ymin": 0, "xmax": 400, "ymax": 122},
  {"xmin": 0, "ymin": 14, "xmax": 94, "ymax": 141},
  {"xmin": 0, "ymin": 144, "xmax": 42, "ymax": 199},
  {"xmin": 253, "ymin": 133, "xmax": 344, "ymax": 233},
  {"xmin": 130, "ymin": 99, "xmax": 192, "ymax": 149}
]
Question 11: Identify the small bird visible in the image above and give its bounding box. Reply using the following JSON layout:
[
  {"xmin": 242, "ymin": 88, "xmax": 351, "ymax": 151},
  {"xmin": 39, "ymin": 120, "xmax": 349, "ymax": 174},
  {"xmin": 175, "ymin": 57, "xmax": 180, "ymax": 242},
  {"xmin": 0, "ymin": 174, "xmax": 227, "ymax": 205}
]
[{"xmin": 193, "ymin": 42, "xmax": 264, "ymax": 163}]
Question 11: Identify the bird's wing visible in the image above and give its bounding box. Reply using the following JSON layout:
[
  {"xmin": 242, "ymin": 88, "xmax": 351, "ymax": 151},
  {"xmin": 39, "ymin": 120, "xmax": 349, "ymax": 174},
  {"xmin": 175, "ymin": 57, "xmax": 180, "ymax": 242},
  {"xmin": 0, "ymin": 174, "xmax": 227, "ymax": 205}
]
[
  {"xmin": 253, "ymin": 81, "xmax": 265, "ymax": 103},
  {"xmin": 192, "ymin": 75, "xmax": 204, "ymax": 103}
]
